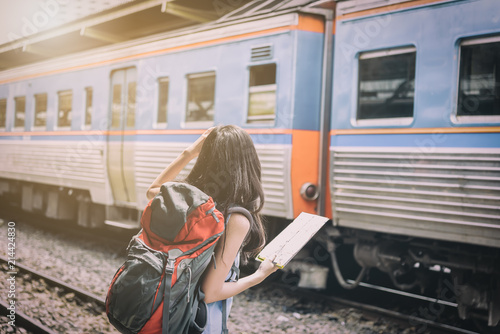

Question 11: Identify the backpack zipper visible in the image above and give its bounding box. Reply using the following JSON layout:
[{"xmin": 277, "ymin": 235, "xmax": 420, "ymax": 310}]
[
  {"xmin": 180, "ymin": 229, "xmax": 224, "ymax": 258},
  {"xmin": 186, "ymin": 266, "xmax": 192, "ymax": 303}
]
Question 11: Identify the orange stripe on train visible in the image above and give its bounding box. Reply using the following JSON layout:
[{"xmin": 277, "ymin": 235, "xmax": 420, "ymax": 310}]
[
  {"xmin": 0, "ymin": 128, "xmax": 294, "ymax": 137},
  {"xmin": 330, "ymin": 126, "xmax": 500, "ymax": 136}
]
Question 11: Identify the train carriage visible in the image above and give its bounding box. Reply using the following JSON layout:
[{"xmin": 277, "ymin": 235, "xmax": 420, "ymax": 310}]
[{"xmin": 329, "ymin": 0, "xmax": 500, "ymax": 326}]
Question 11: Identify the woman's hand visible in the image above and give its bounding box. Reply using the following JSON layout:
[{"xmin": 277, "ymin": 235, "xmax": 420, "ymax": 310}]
[
  {"xmin": 184, "ymin": 127, "xmax": 214, "ymax": 158},
  {"xmin": 146, "ymin": 127, "xmax": 215, "ymax": 199},
  {"xmin": 255, "ymin": 258, "xmax": 280, "ymax": 282}
]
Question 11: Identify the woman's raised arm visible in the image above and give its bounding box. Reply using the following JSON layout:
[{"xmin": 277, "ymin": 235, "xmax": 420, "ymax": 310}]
[{"xmin": 146, "ymin": 127, "xmax": 213, "ymax": 200}]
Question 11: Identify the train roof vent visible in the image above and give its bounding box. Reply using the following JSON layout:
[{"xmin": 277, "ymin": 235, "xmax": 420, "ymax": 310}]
[{"xmin": 251, "ymin": 45, "xmax": 273, "ymax": 61}]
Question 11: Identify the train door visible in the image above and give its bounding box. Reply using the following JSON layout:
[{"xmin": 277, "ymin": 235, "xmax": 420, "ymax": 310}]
[{"xmin": 107, "ymin": 67, "xmax": 137, "ymax": 207}]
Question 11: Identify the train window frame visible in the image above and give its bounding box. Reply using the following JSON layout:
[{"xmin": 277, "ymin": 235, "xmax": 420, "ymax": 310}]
[
  {"xmin": 0, "ymin": 98, "xmax": 6, "ymax": 130},
  {"xmin": 33, "ymin": 93, "xmax": 48, "ymax": 131},
  {"xmin": 353, "ymin": 46, "xmax": 416, "ymax": 127},
  {"xmin": 246, "ymin": 62, "xmax": 277, "ymax": 125},
  {"xmin": 452, "ymin": 35, "xmax": 500, "ymax": 124},
  {"xmin": 84, "ymin": 87, "xmax": 93, "ymax": 129},
  {"xmin": 183, "ymin": 71, "xmax": 216, "ymax": 129},
  {"xmin": 156, "ymin": 77, "xmax": 169, "ymax": 128},
  {"xmin": 13, "ymin": 96, "xmax": 26, "ymax": 131},
  {"xmin": 57, "ymin": 90, "xmax": 73, "ymax": 130}
]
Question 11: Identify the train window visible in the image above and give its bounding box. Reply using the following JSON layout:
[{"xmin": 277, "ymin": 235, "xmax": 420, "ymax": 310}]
[
  {"xmin": 126, "ymin": 82, "xmax": 136, "ymax": 128},
  {"xmin": 110, "ymin": 68, "xmax": 136, "ymax": 130},
  {"xmin": 0, "ymin": 99, "xmax": 6, "ymax": 129},
  {"xmin": 357, "ymin": 48, "xmax": 416, "ymax": 121},
  {"xmin": 157, "ymin": 77, "xmax": 169, "ymax": 125},
  {"xmin": 34, "ymin": 93, "xmax": 47, "ymax": 128},
  {"xmin": 111, "ymin": 84, "xmax": 122, "ymax": 129},
  {"xmin": 14, "ymin": 96, "xmax": 25, "ymax": 129},
  {"xmin": 457, "ymin": 38, "xmax": 500, "ymax": 119},
  {"xmin": 85, "ymin": 87, "xmax": 92, "ymax": 127},
  {"xmin": 186, "ymin": 72, "xmax": 215, "ymax": 125},
  {"xmin": 247, "ymin": 63, "xmax": 276, "ymax": 124},
  {"xmin": 57, "ymin": 90, "xmax": 72, "ymax": 128}
]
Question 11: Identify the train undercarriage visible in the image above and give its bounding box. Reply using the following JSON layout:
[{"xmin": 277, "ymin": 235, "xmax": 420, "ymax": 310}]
[
  {"xmin": 321, "ymin": 226, "xmax": 500, "ymax": 328},
  {"xmin": 0, "ymin": 179, "xmax": 140, "ymax": 230}
]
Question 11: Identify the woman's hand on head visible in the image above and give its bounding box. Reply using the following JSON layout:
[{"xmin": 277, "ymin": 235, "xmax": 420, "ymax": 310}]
[
  {"xmin": 184, "ymin": 127, "xmax": 214, "ymax": 158},
  {"xmin": 146, "ymin": 127, "xmax": 215, "ymax": 200}
]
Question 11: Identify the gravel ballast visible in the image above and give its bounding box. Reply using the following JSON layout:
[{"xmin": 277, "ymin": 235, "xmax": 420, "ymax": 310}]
[{"xmin": 0, "ymin": 220, "xmax": 427, "ymax": 333}]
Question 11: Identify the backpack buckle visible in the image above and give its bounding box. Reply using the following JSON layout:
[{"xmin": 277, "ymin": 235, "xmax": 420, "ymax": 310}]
[{"xmin": 165, "ymin": 258, "xmax": 176, "ymax": 275}]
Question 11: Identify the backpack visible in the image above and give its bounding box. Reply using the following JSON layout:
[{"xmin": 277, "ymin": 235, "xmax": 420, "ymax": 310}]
[{"xmin": 105, "ymin": 182, "xmax": 226, "ymax": 334}]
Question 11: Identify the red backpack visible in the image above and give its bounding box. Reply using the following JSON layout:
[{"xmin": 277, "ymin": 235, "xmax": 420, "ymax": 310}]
[{"xmin": 106, "ymin": 182, "xmax": 225, "ymax": 334}]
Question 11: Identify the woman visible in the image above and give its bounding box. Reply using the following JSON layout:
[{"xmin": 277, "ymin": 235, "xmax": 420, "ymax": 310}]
[{"xmin": 147, "ymin": 125, "xmax": 279, "ymax": 333}]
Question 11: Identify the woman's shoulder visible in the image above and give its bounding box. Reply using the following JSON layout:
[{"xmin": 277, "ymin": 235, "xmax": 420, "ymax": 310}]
[{"xmin": 227, "ymin": 212, "xmax": 251, "ymax": 234}]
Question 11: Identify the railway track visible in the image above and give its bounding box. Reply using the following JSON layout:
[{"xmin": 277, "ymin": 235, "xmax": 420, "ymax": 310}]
[
  {"xmin": 0, "ymin": 255, "xmax": 105, "ymax": 308},
  {"xmin": 0, "ymin": 255, "xmax": 108, "ymax": 333},
  {"xmin": 0, "ymin": 214, "xmax": 490, "ymax": 334},
  {"xmin": 0, "ymin": 262, "xmax": 481, "ymax": 334},
  {"xmin": 0, "ymin": 299, "xmax": 56, "ymax": 334},
  {"xmin": 274, "ymin": 282, "xmax": 481, "ymax": 334},
  {"xmin": 0, "ymin": 259, "xmax": 485, "ymax": 334}
]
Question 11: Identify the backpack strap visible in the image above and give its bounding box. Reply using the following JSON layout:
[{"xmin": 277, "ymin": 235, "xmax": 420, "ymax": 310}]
[
  {"xmin": 162, "ymin": 257, "xmax": 176, "ymax": 334},
  {"xmin": 227, "ymin": 206, "xmax": 254, "ymax": 226},
  {"xmin": 222, "ymin": 299, "xmax": 229, "ymax": 334},
  {"xmin": 229, "ymin": 262, "xmax": 240, "ymax": 282}
]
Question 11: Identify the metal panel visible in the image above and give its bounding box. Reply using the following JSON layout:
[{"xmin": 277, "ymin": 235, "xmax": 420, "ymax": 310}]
[
  {"xmin": 0, "ymin": 140, "xmax": 107, "ymax": 203},
  {"xmin": 134, "ymin": 142, "xmax": 194, "ymax": 209},
  {"xmin": 134, "ymin": 142, "xmax": 293, "ymax": 218},
  {"xmin": 257, "ymin": 144, "xmax": 293, "ymax": 219},
  {"xmin": 330, "ymin": 146, "xmax": 500, "ymax": 248}
]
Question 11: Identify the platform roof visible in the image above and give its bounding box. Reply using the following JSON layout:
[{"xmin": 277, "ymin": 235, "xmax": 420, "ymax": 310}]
[
  {"xmin": 0, "ymin": 0, "xmax": 337, "ymax": 71},
  {"xmin": 0, "ymin": 0, "xmax": 246, "ymax": 71}
]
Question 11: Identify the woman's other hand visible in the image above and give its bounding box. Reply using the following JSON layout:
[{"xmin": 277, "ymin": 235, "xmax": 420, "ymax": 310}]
[{"xmin": 255, "ymin": 258, "xmax": 280, "ymax": 282}]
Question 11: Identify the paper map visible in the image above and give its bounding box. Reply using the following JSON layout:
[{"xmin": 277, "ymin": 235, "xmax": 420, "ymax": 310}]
[{"xmin": 256, "ymin": 213, "xmax": 329, "ymax": 268}]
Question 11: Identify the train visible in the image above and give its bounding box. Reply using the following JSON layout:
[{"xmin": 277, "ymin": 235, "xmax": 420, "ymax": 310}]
[{"xmin": 0, "ymin": 0, "xmax": 498, "ymax": 328}]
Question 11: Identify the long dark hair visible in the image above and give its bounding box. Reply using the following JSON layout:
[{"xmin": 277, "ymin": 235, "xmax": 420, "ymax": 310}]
[{"xmin": 186, "ymin": 125, "xmax": 266, "ymax": 261}]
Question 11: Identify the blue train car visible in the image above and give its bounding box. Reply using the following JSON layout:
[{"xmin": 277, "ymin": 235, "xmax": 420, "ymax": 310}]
[{"xmin": 329, "ymin": 0, "xmax": 500, "ymax": 326}]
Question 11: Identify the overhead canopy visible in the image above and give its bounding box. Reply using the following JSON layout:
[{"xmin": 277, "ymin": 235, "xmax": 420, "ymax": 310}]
[
  {"xmin": 0, "ymin": 0, "xmax": 336, "ymax": 71},
  {"xmin": 0, "ymin": 0, "xmax": 254, "ymax": 71}
]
